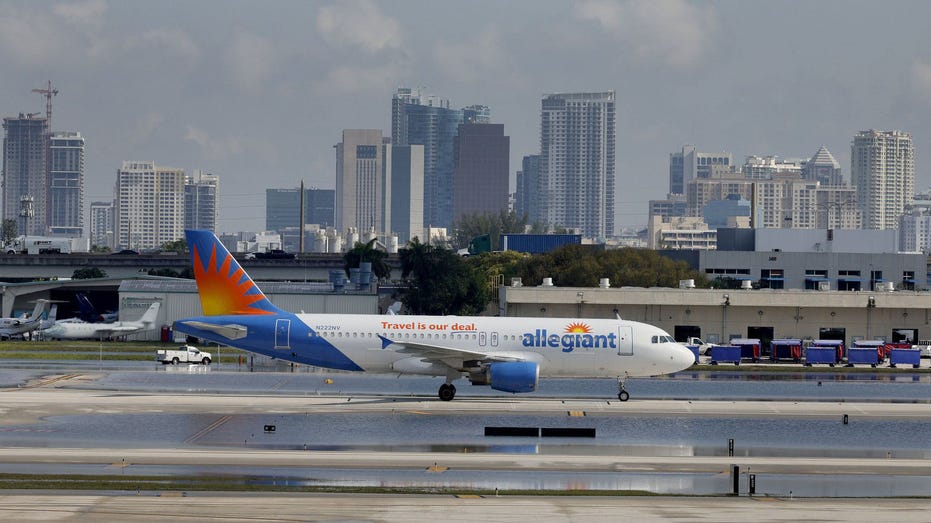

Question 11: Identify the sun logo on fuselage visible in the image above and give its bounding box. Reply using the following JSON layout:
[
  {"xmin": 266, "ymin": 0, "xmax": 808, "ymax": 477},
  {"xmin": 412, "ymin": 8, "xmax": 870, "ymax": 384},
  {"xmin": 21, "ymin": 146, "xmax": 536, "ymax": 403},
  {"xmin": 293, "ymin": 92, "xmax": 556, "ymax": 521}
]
[
  {"xmin": 565, "ymin": 322, "xmax": 591, "ymax": 334},
  {"xmin": 192, "ymin": 241, "xmax": 274, "ymax": 316}
]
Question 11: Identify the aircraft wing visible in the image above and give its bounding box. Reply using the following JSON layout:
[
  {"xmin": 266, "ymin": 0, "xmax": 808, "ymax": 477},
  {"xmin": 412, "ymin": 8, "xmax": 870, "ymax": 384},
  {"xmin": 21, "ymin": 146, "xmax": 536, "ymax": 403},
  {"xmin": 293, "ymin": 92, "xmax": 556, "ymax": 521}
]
[{"xmin": 383, "ymin": 338, "xmax": 527, "ymax": 368}]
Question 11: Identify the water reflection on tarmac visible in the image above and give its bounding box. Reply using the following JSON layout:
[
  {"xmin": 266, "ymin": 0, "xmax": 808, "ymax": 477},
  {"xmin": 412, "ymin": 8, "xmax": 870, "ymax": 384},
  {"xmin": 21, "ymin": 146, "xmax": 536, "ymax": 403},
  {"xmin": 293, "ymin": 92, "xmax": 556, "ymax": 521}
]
[{"xmin": 1, "ymin": 360, "xmax": 931, "ymax": 497}]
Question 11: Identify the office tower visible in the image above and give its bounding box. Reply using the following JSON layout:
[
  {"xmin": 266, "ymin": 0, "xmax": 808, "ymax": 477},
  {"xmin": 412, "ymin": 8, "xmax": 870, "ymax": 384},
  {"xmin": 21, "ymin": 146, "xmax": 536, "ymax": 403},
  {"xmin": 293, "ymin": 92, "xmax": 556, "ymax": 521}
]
[
  {"xmin": 115, "ymin": 161, "xmax": 185, "ymax": 250},
  {"xmin": 2, "ymin": 114, "xmax": 48, "ymax": 235},
  {"xmin": 392, "ymin": 87, "xmax": 472, "ymax": 229},
  {"xmin": 852, "ymin": 130, "xmax": 915, "ymax": 230},
  {"xmin": 648, "ymin": 194, "xmax": 688, "ymax": 221},
  {"xmin": 668, "ymin": 145, "xmax": 732, "ymax": 195},
  {"xmin": 89, "ymin": 201, "xmax": 114, "ymax": 249},
  {"xmin": 389, "ymin": 144, "xmax": 424, "ymax": 244},
  {"xmin": 452, "ymin": 123, "xmax": 509, "ymax": 224},
  {"xmin": 335, "ymin": 130, "xmax": 386, "ymax": 234},
  {"xmin": 463, "ymin": 105, "xmax": 490, "ymax": 123},
  {"xmin": 184, "ymin": 170, "xmax": 219, "ymax": 232},
  {"xmin": 47, "ymin": 131, "xmax": 84, "ymax": 236},
  {"xmin": 515, "ymin": 154, "xmax": 541, "ymax": 223},
  {"xmin": 265, "ymin": 187, "xmax": 335, "ymax": 234},
  {"xmin": 741, "ymin": 155, "xmax": 804, "ymax": 180},
  {"xmin": 804, "ymin": 146, "xmax": 844, "ymax": 186},
  {"xmin": 540, "ymin": 91, "xmax": 616, "ymax": 239}
]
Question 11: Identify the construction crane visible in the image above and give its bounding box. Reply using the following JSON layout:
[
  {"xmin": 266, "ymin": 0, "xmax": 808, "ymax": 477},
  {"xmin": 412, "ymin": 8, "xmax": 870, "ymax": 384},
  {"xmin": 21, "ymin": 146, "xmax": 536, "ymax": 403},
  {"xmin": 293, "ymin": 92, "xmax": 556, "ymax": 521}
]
[{"xmin": 31, "ymin": 80, "xmax": 58, "ymax": 128}]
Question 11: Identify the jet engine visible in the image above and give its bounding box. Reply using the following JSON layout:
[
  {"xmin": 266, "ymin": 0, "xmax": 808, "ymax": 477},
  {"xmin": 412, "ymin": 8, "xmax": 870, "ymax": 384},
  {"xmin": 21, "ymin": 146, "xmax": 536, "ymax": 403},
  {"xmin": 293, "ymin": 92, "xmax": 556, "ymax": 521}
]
[{"xmin": 468, "ymin": 361, "xmax": 539, "ymax": 393}]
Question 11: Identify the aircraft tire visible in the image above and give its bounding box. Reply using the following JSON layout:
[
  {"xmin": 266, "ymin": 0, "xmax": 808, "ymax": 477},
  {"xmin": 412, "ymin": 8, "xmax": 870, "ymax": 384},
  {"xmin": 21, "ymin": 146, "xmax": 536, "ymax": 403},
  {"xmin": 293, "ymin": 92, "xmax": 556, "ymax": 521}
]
[
  {"xmin": 618, "ymin": 390, "xmax": 630, "ymax": 402},
  {"xmin": 438, "ymin": 384, "xmax": 456, "ymax": 401}
]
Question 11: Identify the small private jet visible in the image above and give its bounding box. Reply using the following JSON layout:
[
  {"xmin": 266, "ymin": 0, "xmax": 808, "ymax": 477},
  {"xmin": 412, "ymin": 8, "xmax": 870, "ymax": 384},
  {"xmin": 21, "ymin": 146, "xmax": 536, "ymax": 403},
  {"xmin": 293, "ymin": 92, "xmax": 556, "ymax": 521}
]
[{"xmin": 0, "ymin": 300, "xmax": 51, "ymax": 340}]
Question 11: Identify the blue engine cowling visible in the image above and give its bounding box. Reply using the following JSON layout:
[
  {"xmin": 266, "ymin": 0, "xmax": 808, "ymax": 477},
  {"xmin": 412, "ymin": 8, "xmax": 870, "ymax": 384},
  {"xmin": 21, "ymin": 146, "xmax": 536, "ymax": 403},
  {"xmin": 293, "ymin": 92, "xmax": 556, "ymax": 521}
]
[{"xmin": 488, "ymin": 361, "xmax": 539, "ymax": 393}]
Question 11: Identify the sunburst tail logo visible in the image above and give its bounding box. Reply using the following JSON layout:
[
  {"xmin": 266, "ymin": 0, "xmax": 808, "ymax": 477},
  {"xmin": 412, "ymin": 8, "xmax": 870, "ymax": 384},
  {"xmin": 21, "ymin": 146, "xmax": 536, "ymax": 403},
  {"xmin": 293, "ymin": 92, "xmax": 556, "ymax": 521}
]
[
  {"xmin": 186, "ymin": 230, "xmax": 279, "ymax": 316},
  {"xmin": 565, "ymin": 322, "xmax": 591, "ymax": 334}
]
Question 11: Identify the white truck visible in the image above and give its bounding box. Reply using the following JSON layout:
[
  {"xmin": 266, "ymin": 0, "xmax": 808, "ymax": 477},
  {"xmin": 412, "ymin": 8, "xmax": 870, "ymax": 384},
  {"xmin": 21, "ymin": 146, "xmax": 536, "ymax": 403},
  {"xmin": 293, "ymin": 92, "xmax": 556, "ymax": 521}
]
[
  {"xmin": 685, "ymin": 337, "xmax": 714, "ymax": 355},
  {"xmin": 156, "ymin": 345, "xmax": 212, "ymax": 365},
  {"xmin": 4, "ymin": 235, "xmax": 90, "ymax": 255}
]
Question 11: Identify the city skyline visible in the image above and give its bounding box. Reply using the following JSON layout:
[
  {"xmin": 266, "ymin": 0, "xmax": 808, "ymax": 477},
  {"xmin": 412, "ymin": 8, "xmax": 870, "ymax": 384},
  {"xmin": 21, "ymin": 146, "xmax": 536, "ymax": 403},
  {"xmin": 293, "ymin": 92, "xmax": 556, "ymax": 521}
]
[{"xmin": 2, "ymin": 1, "xmax": 931, "ymax": 234}]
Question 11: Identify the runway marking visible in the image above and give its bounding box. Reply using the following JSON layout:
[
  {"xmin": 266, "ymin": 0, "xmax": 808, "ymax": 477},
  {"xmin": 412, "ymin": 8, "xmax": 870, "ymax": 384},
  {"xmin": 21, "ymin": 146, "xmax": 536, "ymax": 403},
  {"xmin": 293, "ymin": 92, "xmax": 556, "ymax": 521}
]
[
  {"xmin": 427, "ymin": 465, "xmax": 448, "ymax": 473},
  {"xmin": 456, "ymin": 494, "xmax": 482, "ymax": 499},
  {"xmin": 184, "ymin": 415, "xmax": 232, "ymax": 445},
  {"xmin": 568, "ymin": 410, "xmax": 586, "ymax": 417},
  {"xmin": 407, "ymin": 411, "xmax": 432, "ymax": 415}
]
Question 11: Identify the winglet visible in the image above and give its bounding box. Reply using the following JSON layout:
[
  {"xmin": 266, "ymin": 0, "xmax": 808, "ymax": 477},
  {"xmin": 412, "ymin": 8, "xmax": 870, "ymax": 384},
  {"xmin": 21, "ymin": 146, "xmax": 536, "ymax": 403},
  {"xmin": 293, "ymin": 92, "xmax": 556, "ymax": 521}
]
[{"xmin": 185, "ymin": 230, "xmax": 281, "ymax": 316}]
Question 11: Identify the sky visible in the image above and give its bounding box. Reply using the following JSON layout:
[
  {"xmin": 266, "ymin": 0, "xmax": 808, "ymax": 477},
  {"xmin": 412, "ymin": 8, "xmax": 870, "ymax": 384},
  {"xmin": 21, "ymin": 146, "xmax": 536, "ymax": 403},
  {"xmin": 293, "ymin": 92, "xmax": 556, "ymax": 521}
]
[{"xmin": 3, "ymin": 0, "xmax": 931, "ymax": 235}]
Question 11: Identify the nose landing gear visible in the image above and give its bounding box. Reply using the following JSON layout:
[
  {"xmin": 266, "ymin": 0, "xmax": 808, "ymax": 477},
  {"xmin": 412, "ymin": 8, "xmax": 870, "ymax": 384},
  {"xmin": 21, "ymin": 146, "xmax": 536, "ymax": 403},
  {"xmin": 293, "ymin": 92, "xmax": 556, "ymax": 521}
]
[{"xmin": 617, "ymin": 377, "xmax": 629, "ymax": 401}]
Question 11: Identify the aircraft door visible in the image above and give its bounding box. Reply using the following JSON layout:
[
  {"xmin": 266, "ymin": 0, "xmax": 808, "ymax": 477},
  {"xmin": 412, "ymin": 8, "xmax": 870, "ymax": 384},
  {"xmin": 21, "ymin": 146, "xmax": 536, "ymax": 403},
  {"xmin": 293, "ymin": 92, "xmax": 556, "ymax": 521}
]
[
  {"xmin": 617, "ymin": 326, "xmax": 633, "ymax": 356},
  {"xmin": 479, "ymin": 331, "xmax": 487, "ymax": 347},
  {"xmin": 491, "ymin": 332, "xmax": 499, "ymax": 347},
  {"xmin": 275, "ymin": 319, "xmax": 290, "ymax": 349}
]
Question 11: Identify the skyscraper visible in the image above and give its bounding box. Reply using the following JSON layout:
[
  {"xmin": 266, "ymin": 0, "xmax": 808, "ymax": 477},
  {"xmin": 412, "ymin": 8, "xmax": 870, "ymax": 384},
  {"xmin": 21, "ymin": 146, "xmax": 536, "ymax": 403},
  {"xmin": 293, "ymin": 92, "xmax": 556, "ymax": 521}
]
[
  {"xmin": 668, "ymin": 145, "xmax": 733, "ymax": 194},
  {"xmin": 452, "ymin": 123, "xmax": 509, "ymax": 224},
  {"xmin": 265, "ymin": 187, "xmax": 335, "ymax": 234},
  {"xmin": 804, "ymin": 145, "xmax": 844, "ymax": 186},
  {"xmin": 515, "ymin": 154, "xmax": 541, "ymax": 223},
  {"xmin": 852, "ymin": 130, "xmax": 915, "ymax": 230},
  {"xmin": 89, "ymin": 201, "xmax": 114, "ymax": 249},
  {"xmin": 335, "ymin": 130, "xmax": 386, "ymax": 234},
  {"xmin": 392, "ymin": 87, "xmax": 471, "ymax": 229},
  {"xmin": 389, "ymin": 144, "xmax": 424, "ymax": 244},
  {"xmin": 540, "ymin": 92, "xmax": 616, "ymax": 239},
  {"xmin": 2, "ymin": 114, "xmax": 48, "ymax": 236},
  {"xmin": 47, "ymin": 131, "xmax": 84, "ymax": 236},
  {"xmin": 184, "ymin": 170, "xmax": 219, "ymax": 232},
  {"xmin": 115, "ymin": 161, "xmax": 185, "ymax": 250}
]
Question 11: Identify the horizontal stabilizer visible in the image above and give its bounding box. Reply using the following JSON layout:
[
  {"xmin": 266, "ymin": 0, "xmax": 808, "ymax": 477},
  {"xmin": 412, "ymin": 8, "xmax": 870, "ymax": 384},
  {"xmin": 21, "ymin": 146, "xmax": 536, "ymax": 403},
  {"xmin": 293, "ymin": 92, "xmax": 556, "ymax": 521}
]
[{"xmin": 179, "ymin": 320, "xmax": 248, "ymax": 340}]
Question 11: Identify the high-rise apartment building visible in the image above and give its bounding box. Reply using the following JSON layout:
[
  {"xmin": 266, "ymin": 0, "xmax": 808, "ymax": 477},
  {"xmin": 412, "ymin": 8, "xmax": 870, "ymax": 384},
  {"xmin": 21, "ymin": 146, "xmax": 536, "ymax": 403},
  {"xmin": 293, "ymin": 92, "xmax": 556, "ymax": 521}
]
[
  {"xmin": 388, "ymin": 144, "xmax": 425, "ymax": 244},
  {"xmin": 2, "ymin": 114, "xmax": 48, "ymax": 236},
  {"xmin": 668, "ymin": 145, "xmax": 732, "ymax": 195},
  {"xmin": 115, "ymin": 161, "xmax": 185, "ymax": 250},
  {"xmin": 184, "ymin": 170, "xmax": 219, "ymax": 232},
  {"xmin": 452, "ymin": 123, "xmax": 509, "ymax": 224},
  {"xmin": 47, "ymin": 131, "xmax": 84, "ymax": 237},
  {"xmin": 335, "ymin": 130, "xmax": 386, "ymax": 234},
  {"xmin": 392, "ymin": 87, "xmax": 471, "ymax": 229},
  {"xmin": 852, "ymin": 130, "xmax": 915, "ymax": 230},
  {"xmin": 540, "ymin": 92, "xmax": 616, "ymax": 239},
  {"xmin": 515, "ymin": 155, "xmax": 542, "ymax": 223},
  {"xmin": 89, "ymin": 201, "xmax": 114, "ymax": 249}
]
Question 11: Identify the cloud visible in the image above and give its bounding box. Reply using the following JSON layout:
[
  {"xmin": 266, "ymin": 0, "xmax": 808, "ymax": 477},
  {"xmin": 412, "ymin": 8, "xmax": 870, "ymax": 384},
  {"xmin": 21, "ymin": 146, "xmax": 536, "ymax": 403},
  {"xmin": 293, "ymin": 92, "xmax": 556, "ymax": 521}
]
[
  {"xmin": 224, "ymin": 32, "xmax": 278, "ymax": 93},
  {"xmin": 433, "ymin": 29, "xmax": 519, "ymax": 85},
  {"xmin": 130, "ymin": 112, "xmax": 165, "ymax": 145},
  {"xmin": 576, "ymin": 0, "xmax": 716, "ymax": 69},
  {"xmin": 314, "ymin": 63, "xmax": 402, "ymax": 95},
  {"xmin": 52, "ymin": 0, "xmax": 107, "ymax": 32},
  {"xmin": 139, "ymin": 28, "xmax": 201, "ymax": 62},
  {"xmin": 184, "ymin": 125, "xmax": 243, "ymax": 160},
  {"xmin": 316, "ymin": 0, "xmax": 401, "ymax": 53},
  {"xmin": 911, "ymin": 60, "xmax": 931, "ymax": 106}
]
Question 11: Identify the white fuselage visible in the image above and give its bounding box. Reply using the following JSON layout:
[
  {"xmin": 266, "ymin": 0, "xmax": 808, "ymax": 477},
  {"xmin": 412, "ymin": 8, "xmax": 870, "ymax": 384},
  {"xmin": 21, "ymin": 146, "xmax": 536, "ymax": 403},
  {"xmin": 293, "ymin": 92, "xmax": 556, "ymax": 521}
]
[{"xmin": 290, "ymin": 314, "xmax": 693, "ymax": 378}]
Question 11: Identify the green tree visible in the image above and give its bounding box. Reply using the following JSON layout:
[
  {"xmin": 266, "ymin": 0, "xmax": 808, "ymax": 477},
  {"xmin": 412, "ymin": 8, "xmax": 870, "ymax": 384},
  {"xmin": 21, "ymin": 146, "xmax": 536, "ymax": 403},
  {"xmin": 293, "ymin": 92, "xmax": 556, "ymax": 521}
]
[
  {"xmin": 398, "ymin": 238, "xmax": 488, "ymax": 315},
  {"xmin": 160, "ymin": 239, "xmax": 187, "ymax": 253},
  {"xmin": 343, "ymin": 238, "xmax": 391, "ymax": 281},
  {"xmin": 72, "ymin": 267, "xmax": 107, "ymax": 279},
  {"xmin": 453, "ymin": 210, "xmax": 529, "ymax": 251},
  {"xmin": 1, "ymin": 219, "xmax": 18, "ymax": 246},
  {"xmin": 90, "ymin": 244, "xmax": 112, "ymax": 253}
]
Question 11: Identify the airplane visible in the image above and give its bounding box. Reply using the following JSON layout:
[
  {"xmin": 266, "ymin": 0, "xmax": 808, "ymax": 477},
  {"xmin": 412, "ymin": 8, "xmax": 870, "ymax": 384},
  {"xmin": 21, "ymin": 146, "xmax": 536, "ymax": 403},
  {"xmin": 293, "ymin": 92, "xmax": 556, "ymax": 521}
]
[
  {"xmin": 0, "ymin": 300, "xmax": 51, "ymax": 340},
  {"xmin": 174, "ymin": 230, "xmax": 695, "ymax": 401},
  {"xmin": 75, "ymin": 293, "xmax": 118, "ymax": 323},
  {"xmin": 40, "ymin": 302, "xmax": 161, "ymax": 340}
]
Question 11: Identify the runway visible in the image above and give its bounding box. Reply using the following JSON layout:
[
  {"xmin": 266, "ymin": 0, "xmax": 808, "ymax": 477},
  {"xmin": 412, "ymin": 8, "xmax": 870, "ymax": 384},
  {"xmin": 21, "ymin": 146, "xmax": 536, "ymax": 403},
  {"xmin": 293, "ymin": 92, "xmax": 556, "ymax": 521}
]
[{"xmin": 0, "ymin": 366, "xmax": 930, "ymax": 519}]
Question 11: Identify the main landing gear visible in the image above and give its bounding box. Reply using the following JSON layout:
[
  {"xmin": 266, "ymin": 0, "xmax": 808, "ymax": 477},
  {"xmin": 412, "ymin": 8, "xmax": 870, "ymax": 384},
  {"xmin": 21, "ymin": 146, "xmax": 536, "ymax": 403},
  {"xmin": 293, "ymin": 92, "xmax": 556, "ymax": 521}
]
[
  {"xmin": 617, "ymin": 378, "xmax": 629, "ymax": 402},
  {"xmin": 438, "ymin": 383, "xmax": 457, "ymax": 401}
]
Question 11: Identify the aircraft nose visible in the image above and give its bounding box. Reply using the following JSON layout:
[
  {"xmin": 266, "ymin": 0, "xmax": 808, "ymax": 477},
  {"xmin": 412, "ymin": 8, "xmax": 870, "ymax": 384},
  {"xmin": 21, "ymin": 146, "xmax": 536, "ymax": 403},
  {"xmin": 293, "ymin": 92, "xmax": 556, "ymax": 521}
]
[{"xmin": 670, "ymin": 344, "xmax": 695, "ymax": 372}]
